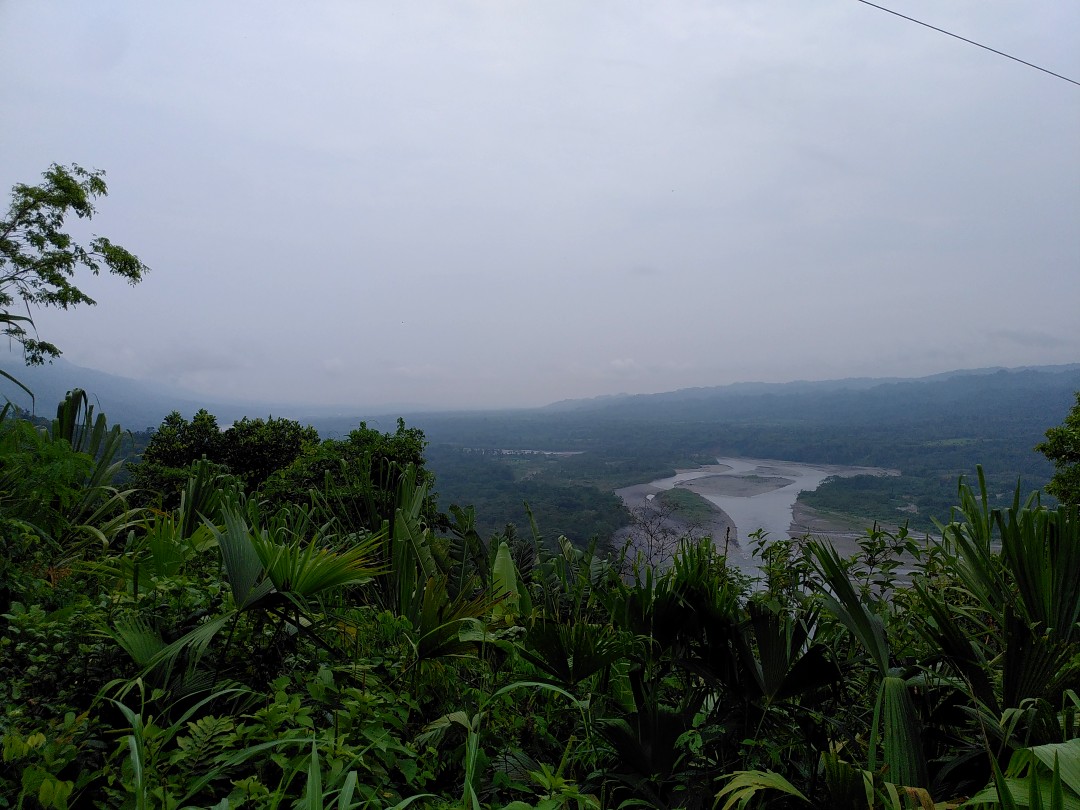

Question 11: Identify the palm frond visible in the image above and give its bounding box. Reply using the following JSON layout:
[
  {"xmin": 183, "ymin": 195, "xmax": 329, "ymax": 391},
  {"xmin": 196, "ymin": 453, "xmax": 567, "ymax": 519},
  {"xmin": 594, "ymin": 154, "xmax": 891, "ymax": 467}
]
[
  {"xmin": 206, "ymin": 506, "xmax": 270, "ymax": 610},
  {"xmin": 715, "ymin": 769, "xmax": 809, "ymax": 810},
  {"xmin": 806, "ymin": 539, "xmax": 890, "ymax": 675},
  {"xmin": 253, "ymin": 528, "xmax": 382, "ymax": 599},
  {"xmin": 968, "ymin": 740, "xmax": 1080, "ymax": 810}
]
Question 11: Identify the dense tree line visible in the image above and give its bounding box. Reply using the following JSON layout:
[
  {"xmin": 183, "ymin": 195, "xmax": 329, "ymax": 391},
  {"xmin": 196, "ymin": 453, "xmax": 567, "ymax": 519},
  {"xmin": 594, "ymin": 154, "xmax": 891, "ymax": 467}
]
[
  {"xmin": 130, "ymin": 409, "xmax": 441, "ymax": 531},
  {"xmin": 424, "ymin": 445, "xmax": 632, "ymax": 548}
]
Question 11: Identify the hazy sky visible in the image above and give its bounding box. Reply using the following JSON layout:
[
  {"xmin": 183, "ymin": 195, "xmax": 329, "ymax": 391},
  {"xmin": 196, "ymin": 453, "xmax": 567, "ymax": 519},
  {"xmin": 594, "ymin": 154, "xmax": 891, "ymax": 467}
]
[{"xmin": 2, "ymin": 1, "xmax": 1078, "ymax": 409}]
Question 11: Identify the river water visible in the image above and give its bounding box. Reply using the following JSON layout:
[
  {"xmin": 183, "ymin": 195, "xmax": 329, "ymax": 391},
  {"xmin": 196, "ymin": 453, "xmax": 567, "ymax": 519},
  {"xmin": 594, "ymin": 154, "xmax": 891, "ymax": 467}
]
[{"xmin": 634, "ymin": 456, "xmax": 895, "ymax": 575}]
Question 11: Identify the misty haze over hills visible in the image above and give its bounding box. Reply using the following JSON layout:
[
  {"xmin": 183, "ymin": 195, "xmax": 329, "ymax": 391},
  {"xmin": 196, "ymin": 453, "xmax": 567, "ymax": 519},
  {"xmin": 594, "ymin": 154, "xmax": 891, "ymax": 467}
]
[
  {"xmin": 543, "ymin": 364, "xmax": 1080, "ymax": 411},
  {"xmin": 4, "ymin": 354, "xmax": 1077, "ymax": 441},
  {"xmin": 0, "ymin": 355, "xmax": 439, "ymax": 431}
]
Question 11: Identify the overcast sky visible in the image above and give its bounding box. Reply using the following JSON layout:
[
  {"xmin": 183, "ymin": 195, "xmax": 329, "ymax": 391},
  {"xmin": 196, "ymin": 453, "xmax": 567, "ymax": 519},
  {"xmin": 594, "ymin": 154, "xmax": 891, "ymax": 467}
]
[{"xmin": 2, "ymin": 1, "xmax": 1078, "ymax": 410}]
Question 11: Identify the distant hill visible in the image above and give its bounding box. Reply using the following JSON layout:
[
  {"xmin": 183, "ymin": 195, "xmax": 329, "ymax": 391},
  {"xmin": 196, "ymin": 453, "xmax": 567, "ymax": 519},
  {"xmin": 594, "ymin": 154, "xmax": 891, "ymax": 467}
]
[
  {"xmin": 2, "ymin": 356, "xmax": 202, "ymax": 430},
  {"xmin": 569, "ymin": 366, "xmax": 1080, "ymax": 428},
  {"xmin": 406, "ymin": 364, "xmax": 1080, "ymax": 452},
  {"xmin": 0, "ymin": 354, "xmax": 439, "ymax": 433},
  {"xmin": 542, "ymin": 364, "xmax": 1080, "ymax": 413},
  {"xmin": 0, "ymin": 355, "xmax": 312, "ymax": 431},
  {"xmin": 4, "ymin": 354, "xmax": 1078, "ymax": 447}
]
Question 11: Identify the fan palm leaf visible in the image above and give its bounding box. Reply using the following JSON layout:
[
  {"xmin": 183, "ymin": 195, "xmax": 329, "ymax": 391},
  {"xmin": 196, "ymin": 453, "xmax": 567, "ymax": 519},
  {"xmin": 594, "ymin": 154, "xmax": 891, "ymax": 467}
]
[
  {"xmin": 252, "ymin": 527, "xmax": 382, "ymax": 600},
  {"xmin": 206, "ymin": 506, "xmax": 270, "ymax": 610},
  {"xmin": 915, "ymin": 473, "xmax": 1080, "ymax": 755}
]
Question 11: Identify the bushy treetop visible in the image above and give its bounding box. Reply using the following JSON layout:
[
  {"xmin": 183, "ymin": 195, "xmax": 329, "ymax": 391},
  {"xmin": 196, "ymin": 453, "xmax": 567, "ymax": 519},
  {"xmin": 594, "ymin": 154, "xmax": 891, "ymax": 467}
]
[
  {"xmin": 1, "ymin": 163, "xmax": 150, "ymax": 366},
  {"xmin": 1036, "ymin": 391, "xmax": 1080, "ymax": 505}
]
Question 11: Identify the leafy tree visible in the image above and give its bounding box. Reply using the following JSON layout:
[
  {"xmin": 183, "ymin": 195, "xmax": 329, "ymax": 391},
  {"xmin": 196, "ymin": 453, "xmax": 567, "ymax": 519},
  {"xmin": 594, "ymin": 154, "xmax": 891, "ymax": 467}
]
[
  {"xmin": 130, "ymin": 409, "xmax": 224, "ymax": 506},
  {"xmin": 1036, "ymin": 391, "xmax": 1080, "ymax": 504},
  {"xmin": 219, "ymin": 415, "xmax": 319, "ymax": 490},
  {"xmin": 262, "ymin": 418, "xmax": 441, "ymax": 529},
  {"xmin": 143, "ymin": 409, "xmax": 223, "ymax": 468},
  {"xmin": 1, "ymin": 164, "xmax": 149, "ymax": 391},
  {"xmin": 130, "ymin": 410, "xmax": 319, "ymax": 507}
]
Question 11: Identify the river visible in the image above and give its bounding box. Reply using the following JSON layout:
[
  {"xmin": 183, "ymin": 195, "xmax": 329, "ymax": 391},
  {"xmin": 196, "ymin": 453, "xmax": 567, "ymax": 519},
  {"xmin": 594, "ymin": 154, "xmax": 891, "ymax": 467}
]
[{"xmin": 617, "ymin": 456, "xmax": 897, "ymax": 575}]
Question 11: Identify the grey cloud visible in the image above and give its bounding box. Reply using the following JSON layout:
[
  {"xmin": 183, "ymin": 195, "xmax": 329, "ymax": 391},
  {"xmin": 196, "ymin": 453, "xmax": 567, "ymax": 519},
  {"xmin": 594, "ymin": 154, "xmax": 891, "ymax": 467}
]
[
  {"xmin": 1, "ymin": 1, "xmax": 1077, "ymax": 409},
  {"xmin": 989, "ymin": 330, "xmax": 1072, "ymax": 350}
]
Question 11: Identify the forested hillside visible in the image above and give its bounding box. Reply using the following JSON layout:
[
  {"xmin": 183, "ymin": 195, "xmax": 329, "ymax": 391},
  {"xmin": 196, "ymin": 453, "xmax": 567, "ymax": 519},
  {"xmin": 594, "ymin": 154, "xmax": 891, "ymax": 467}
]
[{"xmin": 405, "ymin": 366, "xmax": 1078, "ymax": 535}]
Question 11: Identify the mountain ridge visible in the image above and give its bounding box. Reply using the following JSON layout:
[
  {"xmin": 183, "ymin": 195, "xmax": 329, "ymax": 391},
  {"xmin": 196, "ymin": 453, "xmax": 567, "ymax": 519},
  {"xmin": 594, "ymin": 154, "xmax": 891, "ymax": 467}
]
[
  {"xmin": 541, "ymin": 364, "xmax": 1080, "ymax": 412},
  {"xmin": 3, "ymin": 353, "xmax": 1078, "ymax": 433}
]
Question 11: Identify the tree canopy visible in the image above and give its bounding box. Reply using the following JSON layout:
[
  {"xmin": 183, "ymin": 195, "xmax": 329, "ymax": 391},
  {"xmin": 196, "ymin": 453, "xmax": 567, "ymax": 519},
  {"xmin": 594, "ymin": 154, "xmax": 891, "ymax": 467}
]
[
  {"xmin": 130, "ymin": 410, "xmax": 320, "ymax": 507},
  {"xmin": 260, "ymin": 417, "xmax": 441, "ymax": 529},
  {"xmin": 1036, "ymin": 391, "xmax": 1080, "ymax": 505},
  {"xmin": 1, "ymin": 163, "xmax": 149, "ymax": 388}
]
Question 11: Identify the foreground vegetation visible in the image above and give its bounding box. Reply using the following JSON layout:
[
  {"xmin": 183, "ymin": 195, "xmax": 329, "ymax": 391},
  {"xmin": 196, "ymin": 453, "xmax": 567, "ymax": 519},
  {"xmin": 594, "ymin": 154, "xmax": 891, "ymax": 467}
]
[{"xmin": 1, "ymin": 390, "xmax": 1078, "ymax": 809}]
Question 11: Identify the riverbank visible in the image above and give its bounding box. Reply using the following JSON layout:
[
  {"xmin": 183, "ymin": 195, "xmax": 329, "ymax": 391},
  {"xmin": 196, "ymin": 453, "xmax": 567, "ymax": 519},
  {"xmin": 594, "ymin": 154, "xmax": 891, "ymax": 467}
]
[
  {"xmin": 613, "ymin": 482, "xmax": 737, "ymax": 566},
  {"xmin": 789, "ymin": 501, "xmax": 878, "ymax": 559}
]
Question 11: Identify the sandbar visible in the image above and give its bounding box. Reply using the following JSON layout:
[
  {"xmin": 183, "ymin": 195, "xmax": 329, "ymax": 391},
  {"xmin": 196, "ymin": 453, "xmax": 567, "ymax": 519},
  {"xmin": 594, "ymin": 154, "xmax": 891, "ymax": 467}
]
[{"xmin": 679, "ymin": 474, "xmax": 794, "ymax": 498}]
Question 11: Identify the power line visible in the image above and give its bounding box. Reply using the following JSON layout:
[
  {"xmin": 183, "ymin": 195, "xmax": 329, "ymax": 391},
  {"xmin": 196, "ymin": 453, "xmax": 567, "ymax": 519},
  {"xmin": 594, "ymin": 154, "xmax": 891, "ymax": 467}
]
[{"xmin": 854, "ymin": 0, "xmax": 1080, "ymax": 87}]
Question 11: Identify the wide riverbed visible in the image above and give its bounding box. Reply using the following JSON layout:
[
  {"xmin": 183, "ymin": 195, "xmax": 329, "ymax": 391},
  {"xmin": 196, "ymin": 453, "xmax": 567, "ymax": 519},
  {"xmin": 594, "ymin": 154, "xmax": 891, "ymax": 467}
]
[{"xmin": 616, "ymin": 456, "xmax": 897, "ymax": 575}]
